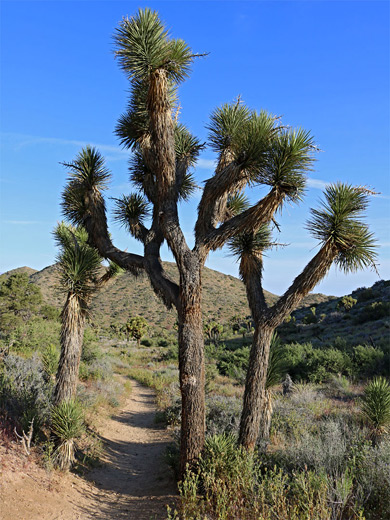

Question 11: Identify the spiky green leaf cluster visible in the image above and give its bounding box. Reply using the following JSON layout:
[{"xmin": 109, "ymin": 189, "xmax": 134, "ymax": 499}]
[
  {"xmin": 112, "ymin": 193, "xmax": 150, "ymax": 237},
  {"xmin": 361, "ymin": 376, "xmax": 390, "ymax": 432},
  {"xmin": 51, "ymin": 400, "xmax": 85, "ymax": 441},
  {"xmin": 307, "ymin": 183, "xmax": 377, "ymax": 273},
  {"xmin": 266, "ymin": 333, "xmax": 287, "ymax": 389},
  {"xmin": 175, "ymin": 124, "xmax": 204, "ymax": 168},
  {"xmin": 207, "ymin": 102, "xmax": 252, "ymax": 153},
  {"xmin": 114, "ymin": 8, "xmax": 195, "ymax": 83},
  {"xmin": 116, "ymin": 80, "xmax": 178, "ymax": 150},
  {"xmin": 208, "ymin": 104, "xmax": 279, "ymax": 177},
  {"xmin": 226, "ymin": 192, "xmax": 250, "ymax": 217},
  {"xmin": 115, "ymin": 80, "xmax": 149, "ymax": 150},
  {"xmin": 54, "ymin": 223, "xmax": 102, "ymax": 301},
  {"xmin": 259, "ymin": 128, "xmax": 316, "ymax": 202},
  {"xmin": 127, "ymin": 124, "xmax": 201, "ymax": 202},
  {"xmin": 61, "ymin": 146, "xmax": 110, "ymax": 225},
  {"xmin": 228, "ymin": 225, "xmax": 273, "ymax": 258}
]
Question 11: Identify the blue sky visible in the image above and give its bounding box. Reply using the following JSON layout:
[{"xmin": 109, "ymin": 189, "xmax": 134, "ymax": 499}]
[{"xmin": 1, "ymin": 0, "xmax": 389, "ymax": 296}]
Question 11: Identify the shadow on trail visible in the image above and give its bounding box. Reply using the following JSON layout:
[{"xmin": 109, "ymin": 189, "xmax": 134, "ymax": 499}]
[{"xmin": 71, "ymin": 382, "xmax": 177, "ymax": 519}]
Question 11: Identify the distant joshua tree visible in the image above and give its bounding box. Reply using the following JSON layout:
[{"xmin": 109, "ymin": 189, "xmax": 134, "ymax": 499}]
[
  {"xmin": 229, "ymin": 184, "xmax": 377, "ymax": 449},
  {"xmin": 59, "ymin": 8, "xmax": 376, "ymax": 472},
  {"xmin": 53, "ymin": 223, "xmax": 121, "ymax": 405},
  {"xmin": 125, "ymin": 316, "xmax": 148, "ymax": 347}
]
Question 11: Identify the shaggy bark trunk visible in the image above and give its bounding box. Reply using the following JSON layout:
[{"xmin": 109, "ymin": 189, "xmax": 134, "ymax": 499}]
[
  {"xmin": 239, "ymin": 325, "xmax": 273, "ymax": 450},
  {"xmin": 177, "ymin": 260, "xmax": 205, "ymax": 478},
  {"xmin": 54, "ymin": 294, "xmax": 85, "ymax": 405},
  {"xmin": 258, "ymin": 390, "xmax": 272, "ymax": 443}
]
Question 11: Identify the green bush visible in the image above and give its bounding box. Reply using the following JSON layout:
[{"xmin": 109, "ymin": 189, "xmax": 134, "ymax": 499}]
[
  {"xmin": 356, "ymin": 301, "xmax": 390, "ymax": 323},
  {"xmin": 353, "ymin": 345, "xmax": 385, "ymax": 378},
  {"xmin": 356, "ymin": 288, "xmax": 379, "ymax": 303},
  {"xmin": 0, "ymin": 353, "xmax": 52, "ymax": 435}
]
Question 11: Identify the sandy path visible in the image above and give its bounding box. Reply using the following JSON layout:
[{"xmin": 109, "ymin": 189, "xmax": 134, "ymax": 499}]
[{"xmin": 0, "ymin": 379, "xmax": 176, "ymax": 520}]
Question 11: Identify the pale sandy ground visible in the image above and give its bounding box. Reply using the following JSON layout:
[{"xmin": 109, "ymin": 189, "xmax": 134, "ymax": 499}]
[{"xmin": 0, "ymin": 379, "xmax": 177, "ymax": 520}]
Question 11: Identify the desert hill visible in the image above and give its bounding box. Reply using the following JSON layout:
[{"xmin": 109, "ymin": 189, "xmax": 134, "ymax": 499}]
[{"xmin": 5, "ymin": 264, "xmax": 334, "ymax": 330}]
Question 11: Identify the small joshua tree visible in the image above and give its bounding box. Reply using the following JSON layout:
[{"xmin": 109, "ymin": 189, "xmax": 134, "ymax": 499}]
[
  {"xmin": 125, "ymin": 315, "xmax": 148, "ymax": 347},
  {"xmin": 53, "ymin": 222, "xmax": 121, "ymax": 405}
]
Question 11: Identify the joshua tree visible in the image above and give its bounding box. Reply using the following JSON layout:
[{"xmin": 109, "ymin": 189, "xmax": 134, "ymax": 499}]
[
  {"xmin": 229, "ymin": 184, "xmax": 377, "ymax": 450},
  {"xmin": 59, "ymin": 8, "xmax": 374, "ymax": 473},
  {"xmin": 53, "ymin": 223, "xmax": 121, "ymax": 405},
  {"xmin": 125, "ymin": 315, "xmax": 148, "ymax": 346}
]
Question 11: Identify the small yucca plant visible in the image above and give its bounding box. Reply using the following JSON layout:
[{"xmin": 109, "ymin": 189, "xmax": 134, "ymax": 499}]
[
  {"xmin": 51, "ymin": 400, "xmax": 85, "ymax": 470},
  {"xmin": 361, "ymin": 377, "xmax": 390, "ymax": 440}
]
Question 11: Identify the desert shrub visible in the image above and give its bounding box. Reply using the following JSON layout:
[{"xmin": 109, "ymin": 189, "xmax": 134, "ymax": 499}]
[
  {"xmin": 159, "ymin": 343, "xmax": 179, "ymax": 362},
  {"xmin": 169, "ymin": 434, "xmax": 364, "ymax": 520},
  {"xmin": 356, "ymin": 301, "xmax": 390, "ymax": 323},
  {"xmin": 140, "ymin": 338, "xmax": 152, "ymax": 346},
  {"xmin": 353, "ymin": 344, "xmax": 385, "ymax": 378},
  {"xmin": 273, "ymin": 418, "xmax": 355, "ymax": 475},
  {"xmin": 51, "ymin": 400, "xmax": 85, "ymax": 470},
  {"xmin": 78, "ymin": 357, "xmax": 113, "ymax": 382},
  {"xmin": 355, "ymin": 440, "xmax": 390, "ymax": 520},
  {"xmin": 356, "ymin": 287, "xmax": 378, "ymax": 303},
  {"xmin": 284, "ymin": 343, "xmax": 352, "ymax": 382},
  {"xmin": 216, "ymin": 346, "xmax": 249, "ymax": 380},
  {"xmin": 325, "ymin": 374, "xmax": 352, "ymax": 399},
  {"xmin": 0, "ymin": 353, "xmax": 52, "ymax": 434},
  {"xmin": 206, "ymin": 395, "xmax": 242, "ymax": 436},
  {"xmin": 81, "ymin": 330, "xmax": 102, "ymax": 364}
]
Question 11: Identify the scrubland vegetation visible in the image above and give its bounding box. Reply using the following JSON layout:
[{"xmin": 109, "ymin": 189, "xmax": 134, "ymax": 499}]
[{"xmin": 1, "ymin": 271, "xmax": 389, "ymax": 519}]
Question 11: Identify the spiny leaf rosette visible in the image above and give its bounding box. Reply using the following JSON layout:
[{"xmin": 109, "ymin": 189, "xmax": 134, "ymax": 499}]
[{"xmin": 59, "ymin": 8, "xmax": 377, "ymax": 472}]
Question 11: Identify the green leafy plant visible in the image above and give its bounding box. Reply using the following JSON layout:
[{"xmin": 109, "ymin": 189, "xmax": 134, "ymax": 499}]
[
  {"xmin": 41, "ymin": 343, "xmax": 59, "ymax": 380},
  {"xmin": 361, "ymin": 376, "xmax": 390, "ymax": 439},
  {"xmin": 51, "ymin": 400, "xmax": 85, "ymax": 470}
]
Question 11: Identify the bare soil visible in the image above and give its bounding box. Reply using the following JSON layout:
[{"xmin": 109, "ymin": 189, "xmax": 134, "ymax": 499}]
[{"xmin": 0, "ymin": 379, "xmax": 176, "ymax": 519}]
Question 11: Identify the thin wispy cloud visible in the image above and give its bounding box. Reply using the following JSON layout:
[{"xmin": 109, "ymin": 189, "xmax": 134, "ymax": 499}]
[
  {"xmin": 197, "ymin": 158, "xmax": 216, "ymax": 170},
  {"xmin": 2, "ymin": 132, "xmax": 128, "ymax": 160},
  {"xmin": 307, "ymin": 178, "xmax": 328, "ymax": 190}
]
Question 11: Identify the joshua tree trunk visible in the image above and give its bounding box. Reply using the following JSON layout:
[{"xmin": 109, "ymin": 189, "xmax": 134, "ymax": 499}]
[
  {"xmin": 258, "ymin": 389, "xmax": 273, "ymax": 443},
  {"xmin": 238, "ymin": 243, "xmax": 338, "ymax": 450},
  {"xmin": 239, "ymin": 325, "xmax": 273, "ymax": 450},
  {"xmin": 177, "ymin": 262, "xmax": 205, "ymax": 476},
  {"xmin": 54, "ymin": 294, "xmax": 85, "ymax": 405}
]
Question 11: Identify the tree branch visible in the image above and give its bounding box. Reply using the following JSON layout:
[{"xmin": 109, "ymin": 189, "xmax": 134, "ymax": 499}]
[
  {"xmin": 266, "ymin": 242, "xmax": 337, "ymax": 328},
  {"xmin": 195, "ymin": 151, "xmax": 247, "ymax": 241},
  {"xmin": 82, "ymin": 188, "xmax": 179, "ymax": 309},
  {"xmin": 201, "ymin": 189, "xmax": 284, "ymax": 253}
]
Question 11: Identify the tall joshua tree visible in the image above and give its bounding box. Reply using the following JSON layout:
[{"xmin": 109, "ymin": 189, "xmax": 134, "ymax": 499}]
[
  {"xmin": 59, "ymin": 8, "xmax": 370, "ymax": 473},
  {"xmin": 230, "ymin": 184, "xmax": 377, "ymax": 450},
  {"xmin": 53, "ymin": 222, "xmax": 121, "ymax": 405}
]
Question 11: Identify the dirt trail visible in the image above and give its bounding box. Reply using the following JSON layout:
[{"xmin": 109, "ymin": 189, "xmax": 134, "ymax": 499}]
[{"xmin": 0, "ymin": 379, "xmax": 176, "ymax": 520}]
